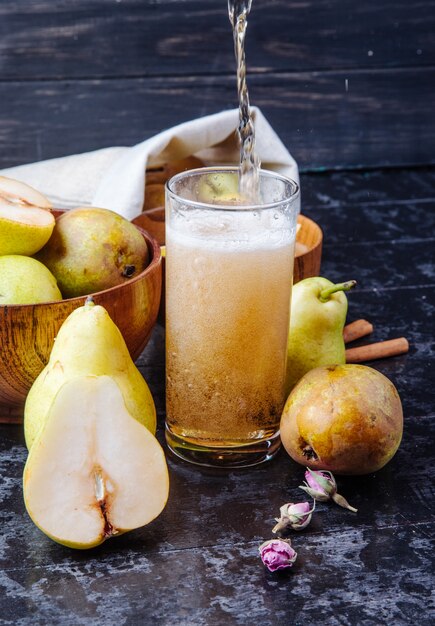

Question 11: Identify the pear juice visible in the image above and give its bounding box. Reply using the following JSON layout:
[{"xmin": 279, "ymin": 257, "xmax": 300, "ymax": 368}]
[
  {"xmin": 165, "ymin": 1, "xmax": 300, "ymax": 466},
  {"xmin": 165, "ymin": 170, "xmax": 298, "ymax": 464}
]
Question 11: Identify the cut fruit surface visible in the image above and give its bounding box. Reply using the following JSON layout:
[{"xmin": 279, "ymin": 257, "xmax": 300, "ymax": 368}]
[
  {"xmin": 0, "ymin": 176, "xmax": 54, "ymax": 256},
  {"xmin": 0, "ymin": 176, "xmax": 52, "ymax": 210},
  {"xmin": 0, "ymin": 204, "xmax": 54, "ymax": 226},
  {"xmin": 23, "ymin": 375, "xmax": 169, "ymax": 549},
  {"xmin": 24, "ymin": 300, "xmax": 156, "ymax": 449}
]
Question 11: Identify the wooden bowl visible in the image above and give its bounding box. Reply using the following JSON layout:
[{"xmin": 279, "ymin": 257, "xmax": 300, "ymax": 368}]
[
  {"xmin": 132, "ymin": 208, "xmax": 322, "ymax": 324},
  {"xmin": 0, "ymin": 225, "xmax": 162, "ymax": 420},
  {"xmin": 293, "ymin": 213, "xmax": 323, "ymax": 283}
]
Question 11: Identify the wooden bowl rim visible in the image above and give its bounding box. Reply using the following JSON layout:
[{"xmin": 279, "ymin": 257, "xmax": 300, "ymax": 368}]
[
  {"xmin": 0, "ymin": 225, "xmax": 162, "ymax": 310},
  {"xmin": 297, "ymin": 214, "xmax": 323, "ymax": 252}
]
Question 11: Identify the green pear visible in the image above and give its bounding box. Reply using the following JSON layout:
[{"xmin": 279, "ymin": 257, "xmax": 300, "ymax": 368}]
[
  {"xmin": 285, "ymin": 277, "xmax": 356, "ymax": 393},
  {"xmin": 24, "ymin": 298, "xmax": 156, "ymax": 448},
  {"xmin": 36, "ymin": 207, "xmax": 149, "ymax": 298},
  {"xmin": 0, "ymin": 255, "xmax": 61, "ymax": 304},
  {"xmin": 197, "ymin": 171, "xmax": 242, "ymax": 204},
  {"xmin": 23, "ymin": 375, "xmax": 169, "ymax": 548},
  {"xmin": 0, "ymin": 176, "xmax": 55, "ymax": 256}
]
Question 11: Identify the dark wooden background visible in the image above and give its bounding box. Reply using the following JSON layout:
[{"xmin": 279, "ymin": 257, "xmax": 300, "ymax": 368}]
[{"xmin": 1, "ymin": 0, "xmax": 434, "ymax": 171}]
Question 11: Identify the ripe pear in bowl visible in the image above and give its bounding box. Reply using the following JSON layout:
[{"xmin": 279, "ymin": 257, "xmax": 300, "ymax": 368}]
[
  {"xmin": 37, "ymin": 207, "xmax": 149, "ymax": 298},
  {"xmin": 24, "ymin": 298, "xmax": 156, "ymax": 449},
  {"xmin": 0, "ymin": 176, "xmax": 55, "ymax": 256},
  {"xmin": 23, "ymin": 375, "xmax": 169, "ymax": 549},
  {"xmin": 0, "ymin": 227, "xmax": 161, "ymax": 411},
  {"xmin": 280, "ymin": 364, "xmax": 403, "ymax": 475},
  {"xmin": 0, "ymin": 255, "xmax": 61, "ymax": 304}
]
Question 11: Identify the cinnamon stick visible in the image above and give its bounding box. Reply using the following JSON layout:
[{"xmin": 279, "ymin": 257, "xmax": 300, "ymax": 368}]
[
  {"xmin": 346, "ymin": 337, "xmax": 409, "ymax": 363},
  {"xmin": 343, "ymin": 319, "xmax": 374, "ymax": 344}
]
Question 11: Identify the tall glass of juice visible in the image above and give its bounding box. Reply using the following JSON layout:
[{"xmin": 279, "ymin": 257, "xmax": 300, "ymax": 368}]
[{"xmin": 165, "ymin": 167, "xmax": 300, "ymax": 467}]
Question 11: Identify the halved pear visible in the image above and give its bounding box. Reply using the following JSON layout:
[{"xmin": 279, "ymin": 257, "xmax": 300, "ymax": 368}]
[
  {"xmin": 0, "ymin": 176, "xmax": 51, "ymax": 209},
  {"xmin": 23, "ymin": 375, "xmax": 169, "ymax": 549},
  {"xmin": 0, "ymin": 176, "xmax": 54, "ymax": 256},
  {"xmin": 24, "ymin": 299, "xmax": 156, "ymax": 449}
]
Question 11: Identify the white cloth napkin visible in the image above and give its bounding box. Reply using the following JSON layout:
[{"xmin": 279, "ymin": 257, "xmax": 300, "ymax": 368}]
[{"xmin": 1, "ymin": 107, "xmax": 298, "ymax": 222}]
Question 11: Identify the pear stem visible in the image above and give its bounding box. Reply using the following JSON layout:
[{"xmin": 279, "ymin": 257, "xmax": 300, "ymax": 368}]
[{"xmin": 319, "ymin": 280, "xmax": 357, "ymax": 303}]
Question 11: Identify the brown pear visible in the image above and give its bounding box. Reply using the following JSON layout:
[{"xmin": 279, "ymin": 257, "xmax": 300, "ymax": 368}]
[
  {"xmin": 37, "ymin": 207, "xmax": 149, "ymax": 298},
  {"xmin": 280, "ymin": 364, "xmax": 403, "ymax": 475}
]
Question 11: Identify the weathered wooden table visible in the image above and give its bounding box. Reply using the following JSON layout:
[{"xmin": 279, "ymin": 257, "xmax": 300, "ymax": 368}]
[
  {"xmin": 1, "ymin": 167, "xmax": 434, "ymax": 625},
  {"xmin": 1, "ymin": 2, "xmax": 434, "ymax": 624}
]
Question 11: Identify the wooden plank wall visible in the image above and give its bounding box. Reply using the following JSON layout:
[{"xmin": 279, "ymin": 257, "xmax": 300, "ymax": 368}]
[{"xmin": 0, "ymin": 0, "xmax": 434, "ymax": 171}]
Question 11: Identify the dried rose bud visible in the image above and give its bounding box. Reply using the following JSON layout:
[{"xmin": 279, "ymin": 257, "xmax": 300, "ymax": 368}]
[
  {"xmin": 299, "ymin": 468, "xmax": 358, "ymax": 513},
  {"xmin": 272, "ymin": 500, "xmax": 315, "ymax": 534},
  {"xmin": 301, "ymin": 468, "xmax": 336, "ymax": 501},
  {"xmin": 259, "ymin": 538, "xmax": 297, "ymax": 572}
]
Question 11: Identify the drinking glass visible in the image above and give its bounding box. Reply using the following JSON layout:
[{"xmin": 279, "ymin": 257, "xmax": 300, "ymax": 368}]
[{"xmin": 165, "ymin": 167, "xmax": 300, "ymax": 467}]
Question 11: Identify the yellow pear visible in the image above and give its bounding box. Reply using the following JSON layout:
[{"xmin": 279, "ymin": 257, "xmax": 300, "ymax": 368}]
[
  {"xmin": 197, "ymin": 171, "xmax": 243, "ymax": 204},
  {"xmin": 24, "ymin": 298, "xmax": 156, "ymax": 448},
  {"xmin": 23, "ymin": 375, "xmax": 169, "ymax": 549},
  {"xmin": 36, "ymin": 207, "xmax": 149, "ymax": 298},
  {"xmin": 0, "ymin": 255, "xmax": 61, "ymax": 304},
  {"xmin": 0, "ymin": 176, "xmax": 55, "ymax": 256}
]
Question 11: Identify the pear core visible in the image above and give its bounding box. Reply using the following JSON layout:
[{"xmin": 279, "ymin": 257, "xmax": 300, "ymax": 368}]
[
  {"xmin": 0, "ymin": 175, "xmax": 52, "ymax": 209},
  {"xmin": 23, "ymin": 376, "xmax": 169, "ymax": 549},
  {"xmin": 280, "ymin": 364, "xmax": 403, "ymax": 475}
]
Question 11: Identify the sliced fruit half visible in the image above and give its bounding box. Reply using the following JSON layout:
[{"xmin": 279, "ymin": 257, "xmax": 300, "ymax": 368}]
[
  {"xmin": 23, "ymin": 375, "xmax": 169, "ymax": 549},
  {"xmin": 0, "ymin": 176, "xmax": 54, "ymax": 256}
]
